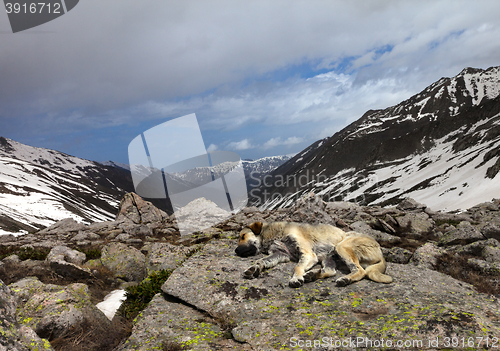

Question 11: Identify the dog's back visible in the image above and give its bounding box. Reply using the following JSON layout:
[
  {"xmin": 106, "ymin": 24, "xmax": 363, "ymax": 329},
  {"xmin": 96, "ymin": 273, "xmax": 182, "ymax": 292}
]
[{"xmin": 260, "ymin": 222, "xmax": 345, "ymax": 245}]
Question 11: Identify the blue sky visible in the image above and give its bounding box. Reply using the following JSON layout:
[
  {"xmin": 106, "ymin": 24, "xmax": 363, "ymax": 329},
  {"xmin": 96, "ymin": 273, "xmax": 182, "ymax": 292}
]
[{"xmin": 1, "ymin": 1, "xmax": 500, "ymax": 164}]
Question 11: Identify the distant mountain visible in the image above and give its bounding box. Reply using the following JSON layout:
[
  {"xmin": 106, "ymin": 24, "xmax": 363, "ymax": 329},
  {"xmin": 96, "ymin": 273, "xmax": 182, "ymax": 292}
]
[
  {"xmin": 0, "ymin": 138, "xmax": 291, "ymax": 235},
  {"xmin": 0, "ymin": 137, "xmax": 134, "ymax": 234},
  {"xmin": 254, "ymin": 66, "xmax": 500, "ymax": 211},
  {"xmin": 167, "ymin": 155, "xmax": 292, "ymax": 190},
  {"xmin": 243, "ymin": 155, "xmax": 292, "ymax": 190}
]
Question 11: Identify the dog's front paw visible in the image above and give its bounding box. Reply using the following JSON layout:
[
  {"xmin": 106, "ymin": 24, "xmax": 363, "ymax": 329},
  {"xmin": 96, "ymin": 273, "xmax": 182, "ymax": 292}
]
[
  {"xmin": 335, "ymin": 276, "xmax": 351, "ymax": 287},
  {"xmin": 244, "ymin": 265, "xmax": 261, "ymax": 279},
  {"xmin": 289, "ymin": 276, "xmax": 304, "ymax": 288},
  {"xmin": 303, "ymin": 269, "xmax": 320, "ymax": 283}
]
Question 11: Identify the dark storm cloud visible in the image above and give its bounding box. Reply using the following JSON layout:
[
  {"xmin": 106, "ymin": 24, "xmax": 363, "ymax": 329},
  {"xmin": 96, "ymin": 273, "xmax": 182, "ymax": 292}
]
[{"xmin": 0, "ymin": 0, "xmax": 499, "ymax": 157}]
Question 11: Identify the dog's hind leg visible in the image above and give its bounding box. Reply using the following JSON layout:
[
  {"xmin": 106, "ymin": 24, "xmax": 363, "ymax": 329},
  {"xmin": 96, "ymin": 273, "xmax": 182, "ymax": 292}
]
[
  {"xmin": 334, "ymin": 242, "xmax": 366, "ymax": 287},
  {"xmin": 303, "ymin": 253, "xmax": 337, "ymax": 283},
  {"xmin": 365, "ymin": 258, "xmax": 392, "ymax": 283},
  {"xmin": 244, "ymin": 251, "xmax": 290, "ymax": 279}
]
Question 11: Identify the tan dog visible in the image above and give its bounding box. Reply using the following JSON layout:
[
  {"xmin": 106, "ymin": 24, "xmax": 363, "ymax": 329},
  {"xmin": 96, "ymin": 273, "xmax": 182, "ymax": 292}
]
[{"xmin": 235, "ymin": 221, "xmax": 392, "ymax": 288}]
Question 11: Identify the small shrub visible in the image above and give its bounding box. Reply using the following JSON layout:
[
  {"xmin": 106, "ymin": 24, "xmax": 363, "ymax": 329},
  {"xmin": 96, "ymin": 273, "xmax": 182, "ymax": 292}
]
[
  {"xmin": 161, "ymin": 340, "xmax": 188, "ymax": 351},
  {"xmin": 436, "ymin": 252, "xmax": 500, "ymax": 295},
  {"xmin": 435, "ymin": 218, "xmax": 461, "ymax": 227},
  {"xmin": 119, "ymin": 269, "xmax": 173, "ymax": 319},
  {"xmin": 0, "ymin": 246, "xmax": 50, "ymax": 261},
  {"xmin": 76, "ymin": 246, "xmax": 102, "ymax": 260}
]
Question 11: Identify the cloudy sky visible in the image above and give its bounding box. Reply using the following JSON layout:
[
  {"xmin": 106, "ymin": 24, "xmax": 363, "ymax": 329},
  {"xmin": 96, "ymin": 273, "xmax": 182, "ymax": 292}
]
[{"xmin": 1, "ymin": 1, "xmax": 500, "ymax": 164}]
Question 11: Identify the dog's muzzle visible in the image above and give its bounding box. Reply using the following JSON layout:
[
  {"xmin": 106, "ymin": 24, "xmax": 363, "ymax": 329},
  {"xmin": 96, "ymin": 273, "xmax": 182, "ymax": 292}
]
[{"xmin": 235, "ymin": 245, "xmax": 257, "ymax": 257}]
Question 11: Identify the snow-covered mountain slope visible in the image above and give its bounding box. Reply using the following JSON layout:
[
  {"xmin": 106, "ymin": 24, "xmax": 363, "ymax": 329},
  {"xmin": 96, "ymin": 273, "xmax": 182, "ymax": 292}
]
[
  {"xmin": 0, "ymin": 137, "xmax": 134, "ymax": 235},
  {"xmin": 255, "ymin": 66, "xmax": 500, "ymax": 211}
]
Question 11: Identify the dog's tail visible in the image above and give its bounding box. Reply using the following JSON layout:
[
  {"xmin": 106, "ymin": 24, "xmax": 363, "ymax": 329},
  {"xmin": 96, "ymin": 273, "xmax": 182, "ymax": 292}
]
[{"xmin": 365, "ymin": 258, "xmax": 392, "ymax": 284}]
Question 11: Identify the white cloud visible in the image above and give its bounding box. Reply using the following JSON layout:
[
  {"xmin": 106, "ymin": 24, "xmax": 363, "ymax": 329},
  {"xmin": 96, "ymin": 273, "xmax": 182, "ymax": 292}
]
[
  {"xmin": 207, "ymin": 143, "xmax": 218, "ymax": 152},
  {"xmin": 227, "ymin": 139, "xmax": 253, "ymax": 150},
  {"xmin": 263, "ymin": 136, "xmax": 304, "ymax": 149},
  {"xmin": 2, "ymin": 0, "xmax": 500, "ymax": 161}
]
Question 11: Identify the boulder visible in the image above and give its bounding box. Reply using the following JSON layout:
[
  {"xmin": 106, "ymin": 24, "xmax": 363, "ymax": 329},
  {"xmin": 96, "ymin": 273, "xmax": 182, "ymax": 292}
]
[
  {"xmin": 481, "ymin": 223, "xmax": 500, "ymax": 241},
  {"xmin": 46, "ymin": 245, "xmax": 93, "ymax": 280},
  {"xmin": 325, "ymin": 201, "xmax": 362, "ymax": 213},
  {"xmin": 71, "ymin": 231, "xmax": 101, "ymax": 242},
  {"xmin": 100, "ymin": 242, "xmax": 146, "ymax": 282},
  {"xmin": 467, "ymin": 258, "xmax": 500, "ymax": 275},
  {"xmin": 396, "ymin": 198, "xmax": 426, "ymax": 211},
  {"xmin": 161, "ymin": 239, "xmax": 500, "ymax": 350},
  {"xmin": 395, "ymin": 212, "xmax": 434, "ymax": 236},
  {"xmin": 9, "ymin": 277, "xmax": 110, "ymax": 341},
  {"xmin": 0, "ymin": 279, "xmax": 53, "ymax": 350},
  {"xmin": 37, "ymin": 218, "xmax": 87, "ymax": 235},
  {"xmin": 283, "ymin": 193, "xmax": 337, "ymax": 225},
  {"xmin": 439, "ymin": 221, "xmax": 485, "ymax": 246},
  {"xmin": 482, "ymin": 245, "xmax": 500, "ymax": 263},
  {"xmin": 409, "ymin": 242, "xmax": 445, "ymax": 270},
  {"xmin": 382, "ymin": 247, "xmax": 413, "ymax": 264},
  {"xmin": 46, "ymin": 245, "xmax": 86, "ymax": 265},
  {"xmin": 174, "ymin": 198, "xmax": 232, "ymax": 235}
]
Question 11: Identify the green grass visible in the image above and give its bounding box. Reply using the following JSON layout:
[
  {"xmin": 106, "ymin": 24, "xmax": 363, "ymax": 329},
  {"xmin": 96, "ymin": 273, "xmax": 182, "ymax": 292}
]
[{"xmin": 119, "ymin": 269, "xmax": 173, "ymax": 319}]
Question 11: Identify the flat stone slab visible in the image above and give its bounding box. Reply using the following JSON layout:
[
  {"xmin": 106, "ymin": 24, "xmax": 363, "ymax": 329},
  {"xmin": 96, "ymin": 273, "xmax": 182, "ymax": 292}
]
[{"xmin": 162, "ymin": 239, "xmax": 500, "ymax": 350}]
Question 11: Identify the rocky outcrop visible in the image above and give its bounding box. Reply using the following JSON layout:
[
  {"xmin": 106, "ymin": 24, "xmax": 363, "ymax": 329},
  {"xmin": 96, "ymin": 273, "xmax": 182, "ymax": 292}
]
[
  {"xmin": 9, "ymin": 277, "xmax": 111, "ymax": 341},
  {"xmin": 0, "ymin": 280, "xmax": 53, "ymax": 350},
  {"xmin": 2, "ymin": 193, "xmax": 500, "ymax": 350},
  {"xmin": 116, "ymin": 192, "xmax": 168, "ymax": 225},
  {"xmin": 155, "ymin": 239, "xmax": 500, "ymax": 350}
]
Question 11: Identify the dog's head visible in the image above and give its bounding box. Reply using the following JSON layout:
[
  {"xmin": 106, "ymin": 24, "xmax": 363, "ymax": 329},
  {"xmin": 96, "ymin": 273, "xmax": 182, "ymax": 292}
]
[{"xmin": 235, "ymin": 222, "xmax": 264, "ymax": 257}]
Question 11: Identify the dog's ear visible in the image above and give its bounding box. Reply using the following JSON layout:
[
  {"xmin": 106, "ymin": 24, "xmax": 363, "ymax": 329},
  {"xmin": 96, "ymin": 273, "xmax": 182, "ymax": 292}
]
[{"xmin": 248, "ymin": 222, "xmax": 263, "ymax": 235}]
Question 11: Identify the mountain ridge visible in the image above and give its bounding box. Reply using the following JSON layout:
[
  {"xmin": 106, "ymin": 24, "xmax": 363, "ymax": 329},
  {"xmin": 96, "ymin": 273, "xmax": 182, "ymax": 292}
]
[
  {"xmin": 0, "ymin": 137, "xmax": 290, "ymax": 234},
  {"xmin": 254, "ymin": 65, "xmax": 500, "ymax": 211},
  {"xmin": 0, "ymin": 137, "xmax": 135, "ymax": 234}
]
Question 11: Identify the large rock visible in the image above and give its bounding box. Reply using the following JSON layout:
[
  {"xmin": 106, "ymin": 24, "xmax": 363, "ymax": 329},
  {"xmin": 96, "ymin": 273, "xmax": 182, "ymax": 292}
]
[
  {"xmin": 161, "ymin": 239, "xmax": 500, "ymax": 350},
  {"xmin": 100, "ymin": 242, "xmax": 146, "ymax": 282},
  {"xmin": 144, "ymin": 242, "xmax": 198, "ymax": 275},
  {"xmin": 174, "ymin": 198, "xmax": 231, "ymax": 235},
  {"xmin": 382, "ymin": 246, "xmax": 413, "ymax": 264},
  {"xmin": 37, "ymin": 218, "xmax": 87, "ymax": 235},
  {"xmin": 116, "ymin": 193, "xmax": 167, "ymax": 225},
  {"xmin": 281, "ymin": 193, "xmax": 337, "ymax": 225},
  {"xmin": 9, "ymin": 277, "xmax": 110, "ymax": 341},
  {"xmin": 409, "ymin": 242, "xmax": 445, "ymax": 270},
  {"xmin": 350, "ymin": 221, "xmax": 401, "ymax": 245},
  {"xmin": 46, "ymin": 245, "xmax": 93, "ymax": 280},
  {"xmin": 396, "ymin": 198, "xmax": 426, "ymax": 211},
  {"xmin": 481, "ymin": 223, "xmax": 500, "ymax": 241},
  {"xmin": 117, "ymin": 294, "xmax": 252, "ymax": 351},
  {"xmin": 46, "ymin": 245, "xmax": 86, "ymax": 265},
  {"xmin": 395, "ymin": 212, "xmax": 434, "ymax": 236},
  {"xmin": 0, "ymin": 279, "xmax": 53, "ymax": 350},
  {"xmin": 439, "ymin": 221, "xmax": 485, "ymax": 246}
]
